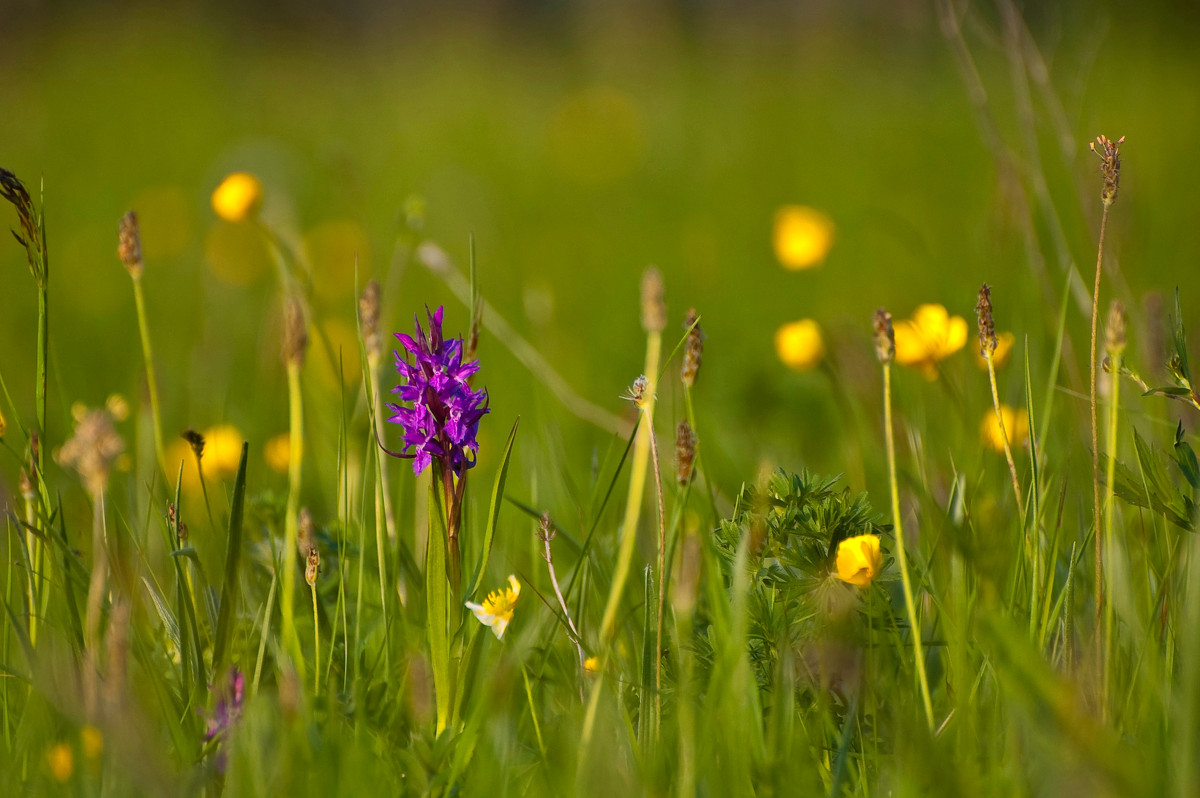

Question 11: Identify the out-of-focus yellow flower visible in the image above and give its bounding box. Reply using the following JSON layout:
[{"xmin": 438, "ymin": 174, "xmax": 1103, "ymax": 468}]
[
  {"xmin": 981, "ymin": 405, "xmax": 1030, "ymax": 452},
  {"xmin": 774, "ymin": 319, "xmax": 825, "ymax": 371},
  {"xmin": 835, "ymin": 534, "xmax": 882, "ymax": 588},
  {"xmin": 465, "ymin": 575, "xmax": 521, "ymax": 640},
  {"xmin": 211, "ymin": 173, "xmax": 263, "ymax": 223},
  {"xmin": 106, "ymin": 393, "xmax": 130, "ymax": 422},
  {"xmin": 773, "ymin": 205, "xmax": 834, "ymax": 270},
  {"xmin": 0, "ymin": 405, "xmax": 6, "ymax": 437},
  {"xmin": 46, "ymin": 743, "xmax": 73, "ymax": 782},
  {"xmin": 81, "ymin": 726, "xmax": 103, "ymax": 760},
  {"xmin": 975, "ymin": 331, "xmax": 1015, "ymax": 369},
  {"xmin": 893, "ymin": 304, "xmax": 968, "ymax": 379},
  {"xmin": 583, "ymin": 656, "xmax": 601, "ymax": 675},
  {"xmin": 264, "ymin": 432, "xmax": 294, "ymax": 474},
  {"xmin": 165, "ymin": 424, "xmax": 245, "ymax": 494}
]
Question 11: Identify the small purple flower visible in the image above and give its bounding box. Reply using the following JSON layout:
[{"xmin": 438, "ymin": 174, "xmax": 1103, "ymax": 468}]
[
  {"xmin": 206, "ymin": 668, "xmax": 244, "ymax": 742},
  {"xmin": 205, "ymin": 667, "xmax": 244, "ymax": 772},
  {"xmin": 387, "ymin": 306, "xmax": 489, "ymax": 475}
]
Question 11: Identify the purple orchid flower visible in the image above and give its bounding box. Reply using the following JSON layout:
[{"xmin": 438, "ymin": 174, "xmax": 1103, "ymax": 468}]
[{"xmin": 386, "ymin": 306, "xmax": 489, "ymax": 475}]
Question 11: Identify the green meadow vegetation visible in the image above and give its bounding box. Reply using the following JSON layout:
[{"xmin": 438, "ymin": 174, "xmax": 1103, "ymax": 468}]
[{"xmin": 3, "ymin": 2, "xmax": 1200, "ymax": 795}]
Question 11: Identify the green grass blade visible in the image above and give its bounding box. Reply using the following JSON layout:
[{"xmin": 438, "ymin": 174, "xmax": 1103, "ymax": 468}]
[
  {"xmin": 427, "ymin": 478, "xmax": 452, "ymax": 735},
  {"xmin": 468, "ymin": 416, "xmax": 519, "ymax": 599},
  {"xmin": 213, "ymin": 441, "xmax": 249, "ymax": 676}
]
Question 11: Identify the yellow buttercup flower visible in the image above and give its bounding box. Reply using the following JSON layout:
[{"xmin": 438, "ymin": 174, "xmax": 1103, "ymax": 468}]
[
  {"xmin": 835, "ymin": 534, "xmax": 883, "ymax": 588},
  {"xmin": 981, "ymin": 405, "xmax": 1029, "ymax": 452},
  {"xmin": 774, "ymin": 319, "xmax": 825, "ymax": 371},
  {"xmin": 773, "ymin": 205, "xmax": 834, "ymax": 270},
  {"xmin": 975, "ymin": 330, "xmax": 1015, "ymax": 369},
  {"xmin": 465, "ymin": 575, "xmax": 521, "ymax": 640},
  {"xmin": 893, "ymin": 304, "xmax": 968, "ymax": 379},
  {"xmin": 211, "ymin": 172, "xmax": 263, "ymax": 223},
  {"xmin": 46, "ymin": 742, "xmax": 73, "ymax": 782},
  {"xmin": 583, "ymin": 656, "xmax": 601, "ymax": 675},
  {"xmin": 264, "ymin": 432, "xmax": 294, "ymax": 474},
  {"xmin": 165, "ymin": 424, "xmax": 245, "ymax": 495}
]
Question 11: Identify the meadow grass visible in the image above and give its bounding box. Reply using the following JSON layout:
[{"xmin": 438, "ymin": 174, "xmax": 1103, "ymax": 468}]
[{"xmin": 3, "ymin": 9, "xmax": 1200, "ymax": 798}]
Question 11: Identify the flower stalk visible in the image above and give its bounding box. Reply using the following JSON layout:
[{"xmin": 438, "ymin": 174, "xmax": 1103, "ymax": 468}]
[
  {"xmin": 874, "ymin": 309, "xmax": 935, "ymax": 730},
  {"xmin": 977, "ymin": 285, "xmax": 1025, "ymax": 517},
  {"xmin": 119, "ymin": 211, "xmax": 167, "ymax": 477},
  {"xmin": 1088, "ymin": 133, "xmax": 1123, "ymax": 685}
]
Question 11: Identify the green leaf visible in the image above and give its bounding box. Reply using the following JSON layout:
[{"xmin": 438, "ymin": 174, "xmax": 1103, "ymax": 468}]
[
  {"xmin": 1175, "ymin": 422, "xmax": 1200, "ymax": 490},
  {"xmin": 468, "ymin": 416, "xmax": 519, "ymax": 599},
  {"xmin": 142, "ymin": 576, "xmax": 182, "ymax": 654},
  {"xmin": 427, "ymin": 477, "xmax": 452, "ymax": 735},
  {"xmin": 213, "ymin": 441, "xmax": 249, "ymax": 677},
  {"xmin": 638, "ymin": 565, "xmax": 657, "ymax": 752},
  {"xmin": 1143, "ymin": 385, "xmax": 1193, "ymax": 398},
  {"xmin": 1171, "ymin": 287, "xmax": 1193, "ymax": 385}
]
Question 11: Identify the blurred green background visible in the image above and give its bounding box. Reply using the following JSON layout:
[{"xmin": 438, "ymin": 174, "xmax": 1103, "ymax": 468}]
[{"xmin": 2, "ymin": 0, "xmax": 1199, "ymax": 513}]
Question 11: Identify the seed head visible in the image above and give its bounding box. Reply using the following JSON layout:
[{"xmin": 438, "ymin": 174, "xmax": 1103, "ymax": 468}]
[
  {"xmin": 872, "ymin": 308, "xmax": 894, "ymax": 364},
  {"xmin": 117, "ymin": 211, "xmax": 143, "ymax": 277},
  {"xmin": 681, "ymin": 308, "xmax": 704, "ymax": 388},
  {"xmin": 305, "ymin": 546, "xmax": 320, "ymax": 587},
  {"xmin": 1090, "ymin": 134, "xmax": 1124, "ymax": 207},
  {"xmin": 640, "ymin": 268, "xmax": 666, "ymax": 333},
  {"xmin": 537, "ymin": 511, "xmax": 556, "ymax": 548},
  {"xmin": 56, "ymin": 406, "xmax": 125, "ymax": 498},
  {"xmin": 0, "ymin": 168, "xmax": 46, "ymax": 284},
  {"xmin": 675, "ymin": 420, "xmax": 697, "ymax": 487},
  {"xmin": 360, "ymin": 280, "xmax": 382, "ymax": 364},
  {"xmin": 182, "ymin": 428, "xmax": 205, "ymax": 461},
  {"xmin": 282, "ymin": 296, "xmax": 308, "ymax": 368},
  {"xmin": 1105, "ymin": 299, "xmax": 1127, "ymax": 357},
  {"xmin": 18, "ymin": 469, "xmax": 33, "ymax": 500},
  {"xmin": 975, "ymin": 283, "xmax": 997, "ymax": 357},
  {"xmin": 298, "ymin": 507, "xmax": 316, "ymax": 559}
]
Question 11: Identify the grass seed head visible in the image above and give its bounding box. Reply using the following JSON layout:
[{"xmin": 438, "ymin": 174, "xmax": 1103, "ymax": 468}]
[
  {"xmin": 681, "ymin": 307, "xmax": 704, "ymax": 387},
  {"xmin": 621, "ymin": 374, "xmax": 651, "ymax": 408},
  {"xmin": 117, "ymin": 211, "xmax": 143, "ymax": 277},
  {"xmin": 976, "ymin": 283, "xmax": 997, "ymax": 356},
  {"xmin": 1105, "ymin": 299, "xmax": 1127, "ymax": 356},
  {"xmin": 872, "ymin": 308, "xmax": 894, "ymax": 364},
  {"xmin": 360, "ymin": 279, "xmax": 382, "ymax": 364},
  {"xmin": 283, "ymin": 296, "xmax": 308, "ymax": 367},
  {"xmin": 1090, "ymin": 134, "xmax": 1125, "ymax": 207},
  {"xmin": 675, "ymin": 420, "xmax": 697, "ymax": 486},
  {"xmin": 306, "ymin": 546, "xmax": 320, "ymax": 587},
  {"xmin": 640, "ymin": 267, "xmax": 666, "ymax": 333},
  {"xmin": 182, "ymin": 428, "xmax": 205, "ymax": 461},
  {"xmin": 298, "ymin": 507, "xmax": 316, "ymax": 559}
]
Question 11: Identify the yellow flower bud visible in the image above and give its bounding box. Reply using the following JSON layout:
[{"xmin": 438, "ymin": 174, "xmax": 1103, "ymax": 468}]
[
  {"xmin": 211, "ymin": 172, "xmax": 263, "ymax": 223},
  {"xmin": 835, "ymin": 534, "xmax": 882, "ymax": 588},
  {"xmin": 774, "ymin": 319, "xmax": 825, "ymax": 371}
]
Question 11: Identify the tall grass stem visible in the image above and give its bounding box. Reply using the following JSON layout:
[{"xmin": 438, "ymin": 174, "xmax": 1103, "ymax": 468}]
[{"xmin": 882, "ymin": 362, "xmax": 935, "ymax": 730}]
